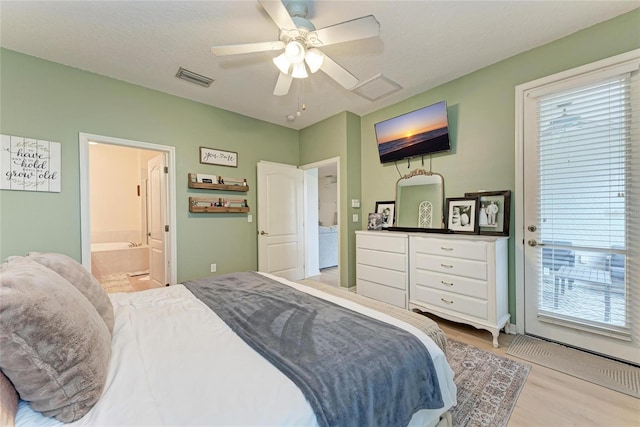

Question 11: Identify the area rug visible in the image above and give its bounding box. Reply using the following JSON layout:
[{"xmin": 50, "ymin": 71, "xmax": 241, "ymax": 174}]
[
  {"xmin": 99, "ymin": 273, "xmax": 135, "ymax": 293},
  {"xmin": 507, "ymin": 334, "xmax": 640, "ymax": 398},
  {"xmin": 447, "ymin": 339, "xmax": 530, "ymax": 427}
]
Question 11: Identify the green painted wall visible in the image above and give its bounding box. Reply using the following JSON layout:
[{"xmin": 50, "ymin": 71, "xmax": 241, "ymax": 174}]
[
  {"xmin": 1, "ymin": 9, "xmax": 637, "ymax": 303},
  {"xmin": 0, "ymin": 48, "xmax": 299, "ymax": 282},
  {"xmin": 359, "ymin": 9, "xmax": 640, "ymax": 317},
  {"xmin": 299, "ymin": 111, "xmax": 361, "ymax": 287}
]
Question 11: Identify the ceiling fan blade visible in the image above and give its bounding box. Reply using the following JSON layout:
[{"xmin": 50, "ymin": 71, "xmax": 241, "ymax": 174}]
[
  {"xmin": 311, "ymin": 15, "xmax": 380, "ymax": 46},
  {"xmin": 319, "ymin": 53, "xmax": 359, "ymax": 90},
  {"xmin": 273, "ymin": 72, "xmax": 293, "ymax": 96},
  {"xmin": 211, "ymin": 41, "xmax": 284, "ymax": 56},
  {"xmin": 258, "ymin": 0, "xmax": 296, "ymax": 31}
]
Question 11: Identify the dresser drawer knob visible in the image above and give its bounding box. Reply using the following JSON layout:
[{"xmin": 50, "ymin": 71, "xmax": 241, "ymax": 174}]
[
  {"xmin": 441, "ymin": 280, "xmax": 454, "ymax": 287},
  {"xmin": 441, "ymin": 298, "xmax": 454, "ymax": 304},
  {"xmin": 440, "ymin": 246, "xmax": 454, "ymax": 251},
  {"xmin": 440, "ymin": 263, "xmax": 454, "ymax": 269}
]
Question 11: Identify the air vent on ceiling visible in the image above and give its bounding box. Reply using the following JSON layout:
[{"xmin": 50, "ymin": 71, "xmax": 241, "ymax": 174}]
[
  {"xmin": 353, "ymin": 74, "xmax": 402, "ymax": 101},
  {"xmin": 176, "ymin": 67, "xmax": 214, "ymax": 87}
]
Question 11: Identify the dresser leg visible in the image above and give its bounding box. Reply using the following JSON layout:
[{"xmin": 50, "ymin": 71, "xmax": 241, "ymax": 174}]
[{"xmin": 492, "ymin": 331, "xmax": 500, "ymax": 348}]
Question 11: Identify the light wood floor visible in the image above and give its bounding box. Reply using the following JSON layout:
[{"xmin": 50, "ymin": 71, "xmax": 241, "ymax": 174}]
[
  {"xmin": 419, "ymin": 314, "xmax": 639, "ymax": 426},
  {"xmin": 306, "ymin": 266, "xmax": 340, "ymax": 287},
  {"xmin": 309, "ymin": 269, "xmax": 639, "ymax": 426}
]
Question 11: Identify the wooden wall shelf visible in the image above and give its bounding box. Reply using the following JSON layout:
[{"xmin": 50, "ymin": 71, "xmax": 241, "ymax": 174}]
[
  {"xmin": 188, "ymin": 173, "xmax": 248, "ymax": 192},
  {"xmin": 189, "ymin": 197, "xmax": 250, "ymax": 213}
]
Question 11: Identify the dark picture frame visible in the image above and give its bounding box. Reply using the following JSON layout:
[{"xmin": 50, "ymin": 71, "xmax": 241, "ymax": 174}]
[
  {"xmin": 445, "ymin": 197, "xmax": 479, "ymax": 234},
  {"xmin": 464, "ymin": 190, "xmax": 511, "ymax": 236},
  {"xmin": 375, "ymin": 201, "xmax": 396, "ymax": 228}
]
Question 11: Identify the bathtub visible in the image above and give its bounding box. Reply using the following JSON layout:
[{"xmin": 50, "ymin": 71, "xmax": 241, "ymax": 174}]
[
  {"xmin": 91, "ymin": 242, "xmax": 139, "ymax": 251},
  {"xmin": 91, "ymin": 241, "xmax": 149, "ymax": 280}
]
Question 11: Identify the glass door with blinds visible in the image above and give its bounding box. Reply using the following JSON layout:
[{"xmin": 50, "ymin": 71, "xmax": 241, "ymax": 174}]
[{"xmin": 521, "ymin": 51, "xmax": 639, "ymax": 364}]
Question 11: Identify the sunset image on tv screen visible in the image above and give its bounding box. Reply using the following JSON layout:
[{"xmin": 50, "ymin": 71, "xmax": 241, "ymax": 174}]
[{"xmin": 375, "ymin": 101, "xmax": 450, "ymax": 163}]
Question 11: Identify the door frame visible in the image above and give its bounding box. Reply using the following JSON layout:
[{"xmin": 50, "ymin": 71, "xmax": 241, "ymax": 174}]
[
  {"xmin": 514, "ymin": 49, "xmax": 640, "ymax": 334},
  {"xmin": 78, "ymin": 132, "xmax": 177, "ymax": 285},
  {"xmin": 300, "ymin": 157, "xmax": 340, "ymax": 280}
]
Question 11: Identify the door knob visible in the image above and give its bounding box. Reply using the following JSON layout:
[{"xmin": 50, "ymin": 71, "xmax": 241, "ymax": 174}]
[
  {"xmin": 260, "ymin": 230, "xmax": 269, "ymax": 235},
  {"xmin": 528, "ymin": 239, "xmax": 545, "ymax": 247}
]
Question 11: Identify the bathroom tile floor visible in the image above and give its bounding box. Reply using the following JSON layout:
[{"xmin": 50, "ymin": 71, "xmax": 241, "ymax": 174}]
[{"xmin": 128, "ymin": 274, "xmax": 163, "ymax": 292}]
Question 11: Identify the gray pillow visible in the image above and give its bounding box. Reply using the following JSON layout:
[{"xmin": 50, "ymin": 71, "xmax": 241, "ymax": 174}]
[
  {"xmin": 26, "ymin": 252, "xmax": 114, "ymax": 334},
  {"xmin": 0, "ymin": 258, "xmax": 111, "ymax": 422}
]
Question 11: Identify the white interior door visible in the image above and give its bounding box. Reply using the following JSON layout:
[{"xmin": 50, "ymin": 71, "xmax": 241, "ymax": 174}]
[
  {"xmin": 148, "ymin": 154, "xmax": 168, "ymax": 287},
  {"xmin": 520, "ymin": 52, "xmax": 639, "ymax": 364},
  {"xmin": 257, "ymin": 161, "xmax": 304, "ymax": 281}
]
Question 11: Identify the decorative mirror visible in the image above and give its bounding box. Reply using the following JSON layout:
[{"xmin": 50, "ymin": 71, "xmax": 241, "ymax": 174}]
[{"xmin": 390, "ymin": 169, "xmax": 445, "ymax": 231}]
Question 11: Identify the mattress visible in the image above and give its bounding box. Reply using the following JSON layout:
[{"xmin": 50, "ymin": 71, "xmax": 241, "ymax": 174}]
[{"xmin": 15, "ymin": 272, "xmax": 456, "ymax": 426}]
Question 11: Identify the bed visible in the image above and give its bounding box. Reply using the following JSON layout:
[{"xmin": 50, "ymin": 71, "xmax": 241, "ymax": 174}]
[{"xmin": 0, "ymin": 253, "xmax": 456, "ymax": 427}]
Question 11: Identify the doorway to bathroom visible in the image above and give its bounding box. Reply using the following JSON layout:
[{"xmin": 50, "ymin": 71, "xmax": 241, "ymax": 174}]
[
  {"xmin": 79, "ymin": 133, "xmax": 177, "ymax": 291},
  {"xmin": 302, "ymin": 157, "xmax": 339, "ymax": 287}
]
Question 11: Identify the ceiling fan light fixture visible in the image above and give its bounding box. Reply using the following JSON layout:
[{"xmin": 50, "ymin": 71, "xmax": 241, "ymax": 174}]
[
  {"xmin": 273, "ymin": 53, "xmax": 291, "ymax": 74},
  {"xmin": 305, "ymin": 49, "xmax": 324, "ymax": 73},
  {"xmin": 291, "ymin": 62, "xmax": 309, "ymax": 79},
  {"xmin": 285, "ymin": 40, "xmax": 306, "ymax": 64}
]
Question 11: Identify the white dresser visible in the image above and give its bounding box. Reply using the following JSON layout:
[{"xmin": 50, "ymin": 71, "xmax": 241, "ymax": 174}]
[
  {"xmin": 409, "ymin": 234, "xmax": 509, "ymax": 347},
  {"xmin": 355, "ymin": 231, "xmax": 408, "ymax": 309},
  {"xmin": 356, "ymin": 230, "xmax": 509, "ymax": 347}
]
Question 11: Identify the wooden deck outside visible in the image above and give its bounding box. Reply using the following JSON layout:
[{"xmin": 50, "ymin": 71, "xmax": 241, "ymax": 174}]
[{"xmin": 556, "ymin": 265, "xmax": 614, "ymax": 321}]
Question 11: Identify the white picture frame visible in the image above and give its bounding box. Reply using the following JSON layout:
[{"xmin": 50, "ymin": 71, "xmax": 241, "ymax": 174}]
[
  {"xmin": 200, "ymin": 146, "xmax": 238, "ymax": 167},
  {"xmin": 0, "ymin": 134, "xmax": 61, "ymax": 193}
]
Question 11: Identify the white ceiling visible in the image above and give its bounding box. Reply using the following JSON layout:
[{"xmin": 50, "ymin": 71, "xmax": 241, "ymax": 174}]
[{"xmin": 1, "ymin": 1, "xmax": 638, "ymax": 130}]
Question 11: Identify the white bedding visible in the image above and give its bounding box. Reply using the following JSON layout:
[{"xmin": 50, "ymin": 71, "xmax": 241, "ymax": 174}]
[{"xmin": 16, "ymin": 273, "xmax": 456, "ymax": 426}]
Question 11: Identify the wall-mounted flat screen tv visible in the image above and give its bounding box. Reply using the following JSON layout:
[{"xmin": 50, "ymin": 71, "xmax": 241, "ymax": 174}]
[{"xmin": 374, "ymin": 100, "xmax": 450, "ymax": 164}]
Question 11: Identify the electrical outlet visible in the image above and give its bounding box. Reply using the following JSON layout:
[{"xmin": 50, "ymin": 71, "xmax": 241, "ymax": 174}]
[
  {"xmin": 352, "ymin": 213, "xmax": 359, "ymax": 222},
  {"xmin": 210, "ymin": 263, "xmax": 217, "ymax": 273}
]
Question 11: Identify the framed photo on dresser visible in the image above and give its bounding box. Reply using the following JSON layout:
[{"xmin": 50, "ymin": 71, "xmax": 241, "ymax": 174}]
[
  {"xmin": 445, "ymin": 197, "xmax": 479, "ymax": 234},
  {"xmin": 464, "ymin": 190, "xmax": 511, "ymax": 236},
  {"xmin": 375, "ymin": 201, "xmax": 395, "ymax": 228}
]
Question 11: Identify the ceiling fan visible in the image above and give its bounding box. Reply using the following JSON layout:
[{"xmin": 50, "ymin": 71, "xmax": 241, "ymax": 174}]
[{"xmin": 211, "ymin": 0, "xmax": 380, "ymax": 96}]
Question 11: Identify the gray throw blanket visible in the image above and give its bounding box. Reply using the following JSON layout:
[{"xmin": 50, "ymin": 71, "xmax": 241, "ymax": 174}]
[{"xmin": 183, "ymin": 272, "xmax": 443, "ymax": 427}]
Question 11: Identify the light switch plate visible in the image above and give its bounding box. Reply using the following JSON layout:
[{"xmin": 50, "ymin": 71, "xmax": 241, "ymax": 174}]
[
  {"xmin": 351, "ymin": 199, "xmax": 360, "ymax": 208},
  {"xmin": 352, "ymin": 213, "xmax": 359, "ymax": 222}
]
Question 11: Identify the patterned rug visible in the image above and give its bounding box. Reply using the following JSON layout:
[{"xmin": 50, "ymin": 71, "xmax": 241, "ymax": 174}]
[
  {"xmin": 99, "ymin": 273, "xmax": 134, "ymax": 293},
  {"xmin": 447, "ymin": 339, "xmax": 531, "ymax": 427},
  {"xmin": 507, "ymin": 334, "xmax": 639, "ymax": 398}
]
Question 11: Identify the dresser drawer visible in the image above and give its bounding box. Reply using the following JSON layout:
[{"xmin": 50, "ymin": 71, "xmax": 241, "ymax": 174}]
[
  {"xmin": 357, "ymin": 248, "xmax": 406, "ymax": 272},
  {"xmin": 412, "ymin": 237, "xmax": 487, "ymax": 261},
  {"xmin": 357, "ymin": 233, "xmax": 407, "ymax": 254},
  {"xmin": 413, "ymin": 269, "xmax": 488, "ymax": 299},
  {"xmin": 358, "ymin": 279, "xmax": 406, "ymax": 308},
  {"xmin": 413, "ymin": 285, "xmax": 488, "ymax": 320},
  {"xmin": 414, "ymin": 253, "xmax": 487, "ymax": 281},
  {"xmin": 357, "ymin": 264, "xmax": 406, "ymax": 290}
]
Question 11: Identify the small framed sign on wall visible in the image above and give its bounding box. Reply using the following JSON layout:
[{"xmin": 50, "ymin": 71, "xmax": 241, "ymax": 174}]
[
  {"xmin": 0, "ymin": 134, "xmax": 61, "ymax": 192},
  {"xmin": 200, "ymin": 146, "xmax": 238, "ymax": 167}
]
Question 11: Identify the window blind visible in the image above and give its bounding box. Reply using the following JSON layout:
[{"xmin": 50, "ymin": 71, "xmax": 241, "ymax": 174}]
[
  {"xmin": 536, "ymin": 71, "xmax": 638, "ymax": 251},
  {"xmin": 532, "ymin": 66, "xmax": 639, "ymax": 333}
]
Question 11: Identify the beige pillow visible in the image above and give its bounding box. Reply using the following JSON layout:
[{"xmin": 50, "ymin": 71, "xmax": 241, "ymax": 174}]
[
  {"xmin": 26, "ymin": 252, "xmax": 114, "ymax": 334},
  {"xmin": 0, "ymin": 370, "xmax": 18, "ymax": 427},
  {"xmin": 0, "ymin": 258, "xmax": 111, "ymax": 422}
]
